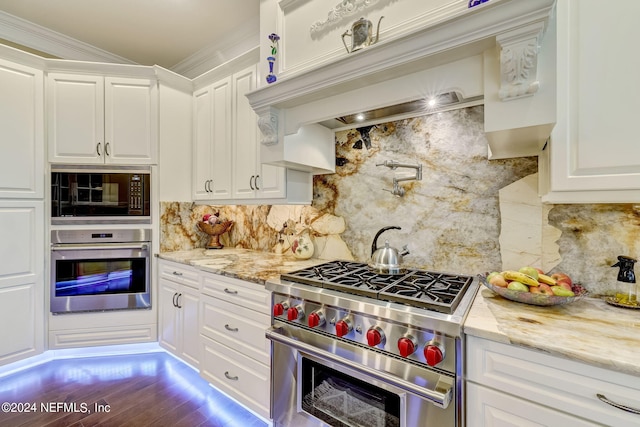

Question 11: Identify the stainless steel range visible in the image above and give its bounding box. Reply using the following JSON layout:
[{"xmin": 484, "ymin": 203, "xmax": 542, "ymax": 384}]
[{"xmin": 266, "ymin": 260, "xmax": 479, "ymax": 427}]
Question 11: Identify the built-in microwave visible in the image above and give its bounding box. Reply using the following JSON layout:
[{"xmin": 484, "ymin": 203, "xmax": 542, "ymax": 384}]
[{"xmin": 51, "ymin": 166, "xmax": 151, "ymax": 224}]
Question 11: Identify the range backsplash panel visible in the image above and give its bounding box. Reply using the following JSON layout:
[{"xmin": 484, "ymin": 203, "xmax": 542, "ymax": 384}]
[{"xmin": 160, "ymin": 106, "xmax": 640, "ymax": 296}]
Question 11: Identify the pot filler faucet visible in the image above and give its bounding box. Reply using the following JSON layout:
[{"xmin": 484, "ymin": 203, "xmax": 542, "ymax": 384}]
[{"xmin": 376, "ymin": 160, "xmax": 423, "ymax": 197}]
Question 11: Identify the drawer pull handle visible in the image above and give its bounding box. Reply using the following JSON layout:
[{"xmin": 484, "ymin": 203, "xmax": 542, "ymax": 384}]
[
  {"xmin": 597, "ymin": 393, "xmax": 640, "ymax": 414},
  {"xmin": 172, "ymin": 271, "xmax": 183, "ymax": 276},
  {"xmin": 224, "ymin": 288, "xmax": 238, "ymax": 295},
  {"xmin": 224, "ymin": 324, "xmax": 239, "ymax": 332},
  {"xmin": 224, "ymin": 371, "xmax": 238, "ymax": 381}
]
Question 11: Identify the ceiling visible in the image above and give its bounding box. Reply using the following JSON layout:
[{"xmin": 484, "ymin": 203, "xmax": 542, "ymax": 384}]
[{"xmin": 0, "ymin": 0, "xmax": 260, "ymax": 72}]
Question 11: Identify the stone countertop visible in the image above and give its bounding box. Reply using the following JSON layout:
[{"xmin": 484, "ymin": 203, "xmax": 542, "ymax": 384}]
[
  {"xmin": 157, "ymin": 248, "xmax": 324, "ymax": 285},
  {"xmin": 159, "ymin": 248, "xmax": 640, "ymax": 377},
  {"xmin": 465, "ymin": 286, "xmax": 640, "ymax": 377}
]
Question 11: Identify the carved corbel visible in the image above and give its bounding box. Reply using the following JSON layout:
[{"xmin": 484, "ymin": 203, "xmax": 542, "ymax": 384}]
[
  {"xmin": 257, "ymin": 107, "xmax": 280, "ymax": 146},
  {"xmin": 496, "ymin": 22, "xmax": 546, "ymax": 101}
]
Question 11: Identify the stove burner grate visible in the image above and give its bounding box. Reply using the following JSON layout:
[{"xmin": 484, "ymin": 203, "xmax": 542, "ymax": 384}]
[{"xmin": 280, "ymin": 261, "xmax": 473, "ymax": 314}]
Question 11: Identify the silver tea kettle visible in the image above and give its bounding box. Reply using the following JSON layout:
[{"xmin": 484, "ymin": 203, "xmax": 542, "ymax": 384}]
[
  {"xmin": 369, "ymin": 226, "xmax": 409, "ymax": 275},
  {"xmin": 341, "ymin": 16, "xmax": 384, "ymax": 54}
]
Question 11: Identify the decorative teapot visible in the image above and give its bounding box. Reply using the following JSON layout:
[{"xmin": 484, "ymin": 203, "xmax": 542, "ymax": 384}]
[
  {"xmin": 369, "ymin": 226, "xmax": 409, "ymax": 275},
  {"xmin": 342, "ymin": 16, "xmax": 384, "ymax": 54}
]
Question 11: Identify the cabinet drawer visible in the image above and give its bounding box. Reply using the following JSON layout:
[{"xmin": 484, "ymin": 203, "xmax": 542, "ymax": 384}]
[
  {"xmin": 158, "ymin": 260, "xmax": 199, "ymax": 290},
  {"xmin": 200, "ymin": 335, "xmax": 270, "ymax": 419},
  {"xmin": 467, "ymin": 383, "xmax": 600, "ymax": 427},
  {"xmin": 467, "ymin": 336, "xmax": 640, "ymax": 426},
  {"xmin": 200, "ymin": 272, "xmax": 270, "ymax": 314},
  {"xmin": 200, "ymin": 295, "xmax": 270, "ymax": 365}
]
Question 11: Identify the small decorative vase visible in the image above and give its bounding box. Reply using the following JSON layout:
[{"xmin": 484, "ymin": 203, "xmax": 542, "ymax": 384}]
[
  {"xmin": 291, "ymin": 232, "xmax": 314, "ymax": 260},
  {"xmin": 197, "ymin": 220, "xmax": 234, "ymax": 249},
  {"xmin": 266, "ymin": 56, "xmax": 277, "ymax": 84}
]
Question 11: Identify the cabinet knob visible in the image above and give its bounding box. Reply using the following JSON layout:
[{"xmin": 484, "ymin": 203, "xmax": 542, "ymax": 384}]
[
  {"xmin": 255, "ymin": 175, "xmax": 260, "ymax": 190},
  {"xmin": 105, "ymin": 142, "xmax": 111, "ymax": 156},
  {"xmin": 96, "ymin": 142, "xmax": 102, "ymax": 156},
  {"xmin": 249, "ymin": 175, "xmax": 255, "ymax": 190}
]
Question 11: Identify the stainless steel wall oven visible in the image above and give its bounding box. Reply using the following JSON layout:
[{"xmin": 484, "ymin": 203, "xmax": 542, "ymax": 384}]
[{"xmin": 50, "ymin": 229, "xmax": 151, "ymax": 314}]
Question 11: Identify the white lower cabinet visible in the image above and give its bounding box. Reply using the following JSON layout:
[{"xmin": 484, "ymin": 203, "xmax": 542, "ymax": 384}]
[
  {"xmin": 0, "ymin": 201, "xmax": 44, "ymax": 366},
  {"xmin": 199, "ymin": 272, "xmax": 271, "ymax": 419},
  {"xmin": 158, "ymin": 260, "xmax": 200, "ymax": 367},
  {"xmin": 466, "ymin": 336, "xmax": 640, "ymax": 426}
]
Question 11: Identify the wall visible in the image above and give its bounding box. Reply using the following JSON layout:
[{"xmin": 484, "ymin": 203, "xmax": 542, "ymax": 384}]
[{"xmin": 160, "ymin": 106, "xmax": 640, "ymax": 297}]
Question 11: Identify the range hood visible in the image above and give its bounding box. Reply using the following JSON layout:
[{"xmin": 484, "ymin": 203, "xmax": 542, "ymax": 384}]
[{"xmin": 247, "ymin": 0, "xmax": 557, "ymax": 174}]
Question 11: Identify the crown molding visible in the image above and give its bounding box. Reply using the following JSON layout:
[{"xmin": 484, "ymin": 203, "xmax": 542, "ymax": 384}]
[
  {"xmin": 0, "ymin": 10, "xmax": 136, "ymax": 64},
  {"xmin": 170, "ymin": 15, "xmax": 260, "ymax": 79}
]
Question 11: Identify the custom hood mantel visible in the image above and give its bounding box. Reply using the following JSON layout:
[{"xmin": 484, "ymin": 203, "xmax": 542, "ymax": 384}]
[{"xmin": 247, "ymin": 0, "xmax": 557, "ymax": 173}]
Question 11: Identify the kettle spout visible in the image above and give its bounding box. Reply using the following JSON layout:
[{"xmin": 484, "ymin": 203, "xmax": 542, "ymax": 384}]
[{"xmin": 372, "ymin": 16, "xmax": 384, "ymax": 44}]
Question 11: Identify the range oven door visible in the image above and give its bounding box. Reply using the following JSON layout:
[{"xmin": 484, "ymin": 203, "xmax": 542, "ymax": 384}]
[
  {"xmin": 267, "ymin": 323, "xmax": 456, "ymax": 427},
  {"xmin": 50, "ymin": 242, "xmax": 150, "ymax": 314}
]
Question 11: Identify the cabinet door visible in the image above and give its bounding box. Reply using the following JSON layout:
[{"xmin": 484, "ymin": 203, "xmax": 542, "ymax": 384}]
[
  {"xmin": 158, "ymin": 279, "xmax": 179, "ymax": 354},
  {"xmin": 47, "ymin": 73, "xmax": 104, "ymax": 164},
  {"xmin": 232, "ymin": 65, "xmax": 259, "ymax": 199},
  {"xmin": 257, "ymin": 163, "xmax": 287, "ymax": 199},
  {"xmin": 547, "ymin": 0, "xmax": 640, "ymax": 199},
  {"xmin": 0, "ymin": 201, "xmax": 44, "ymax": 366},
  {"xmin": 0, "ymin": 59, "xmax": 43, "ymax": 199},
  {"xmin": 178, "ymin": 288, "xmax": 200, "ymax": 368},
  {"xmin": 193, "ymin": 85, "xmax": 213, "ymax": 200},
  {"xmin": 210, "ymin": 76, "xmax": 233, "ymax": 199},
  {"xmin": 104, "ymin": 77, "xmax": 158, "ymax": 165}
]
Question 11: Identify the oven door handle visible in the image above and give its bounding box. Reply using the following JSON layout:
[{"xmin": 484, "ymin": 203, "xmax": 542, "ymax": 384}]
[
  {"xmin": 266, "ymin": 326, "xmax": 453, "ymax": 409},
  {"xmin": 51, "ymin": 243, "xmax": 149, "ymax": 251}
]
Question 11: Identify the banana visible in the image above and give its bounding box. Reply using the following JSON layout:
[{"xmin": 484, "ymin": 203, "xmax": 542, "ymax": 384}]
[
  {"xmin": 501, "ymin": 270, "xmax": 539, "ymax": 287},
  {"xmin": 538, "ymin": 273, "xmax": 557, "ymax": 286}
]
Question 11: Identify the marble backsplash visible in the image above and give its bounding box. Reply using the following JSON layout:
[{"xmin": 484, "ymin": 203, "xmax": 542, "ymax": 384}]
[{"xmin": 160, "ymin": 106, "xmax": 640, "ymax": 296}]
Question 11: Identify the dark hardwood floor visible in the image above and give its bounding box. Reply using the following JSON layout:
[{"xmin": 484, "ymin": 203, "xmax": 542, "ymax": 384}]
[{"xmin": 0, "ymin": 351, "xmax": 268, "ymax": 427}]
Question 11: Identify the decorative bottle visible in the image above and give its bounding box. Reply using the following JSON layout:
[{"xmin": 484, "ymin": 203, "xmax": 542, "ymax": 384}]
[{"xmin": 613, "ymin": 255, "xmax": 637, "ymax": 306}]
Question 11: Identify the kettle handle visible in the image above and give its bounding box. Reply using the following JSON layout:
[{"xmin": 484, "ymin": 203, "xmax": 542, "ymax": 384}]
[
  {"xmin": 341, "ymin": 29, "xmax": 352, "ymax": 53},
  {"xmin": 371, "ymin": 226, "xmax": 401, "ymax": 256}
]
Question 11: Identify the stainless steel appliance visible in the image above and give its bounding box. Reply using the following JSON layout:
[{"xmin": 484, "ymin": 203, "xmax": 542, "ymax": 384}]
[
  {"xmin": 51, "ymin": 166, "xmax": 151, "ymax": 224},
  {"xmin": 266, "ymin": 260, "xmax": 479, "ymax": 427},
  {"xmin": 50, "ymin": 229, "xmax": 151, "ymax": 314}
]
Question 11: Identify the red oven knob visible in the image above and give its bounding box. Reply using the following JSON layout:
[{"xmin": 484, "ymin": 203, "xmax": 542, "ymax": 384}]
[
  {"xmin": 366, "ymin": 327, "xmax": 385, "ymax": 346},
  {"xmin": 273, "ymin": 301, "xmax": 289, "ymax": 317},
  {"xmin": 335, "ymin": 319, "xmax": 352, "ymax": 337},
  {"xmin": 287, "ymin": 305, "xmax": 304, "ymax": 321},
  {"xmin": 424, "ymin": 343, "xmax": 445, "ymax": 366},
  {"xmin": 398, "ymin": 336, "xmax": 416, "ymax": 357},
  {"xmin": 307, "ymin": 311, "xmax": 325, "ymax": 328}
]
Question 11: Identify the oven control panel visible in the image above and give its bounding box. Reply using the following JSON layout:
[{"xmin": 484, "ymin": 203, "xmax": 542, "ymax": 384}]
[{"xmin": 272, "ymin": 296, "xmax": 457, "ymax": 373}]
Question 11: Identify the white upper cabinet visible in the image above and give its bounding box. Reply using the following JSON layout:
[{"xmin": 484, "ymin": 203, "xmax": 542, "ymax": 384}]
[
  {"xmin": 193, "ymin": 76, "xmax": 233, "ymax": 200},
  {"xmin": 231, "ymin": 65, "xmax": 286, "ymax": 200},
  {"xmin": 193, "ymin": 61, "xmax": 301, "ymax": 203},
  {"xmin": 47, "ymin": 73, "xmax": 158, "ymax": 165},
  {"xmin": 540, "ymin": 0, "xmax": 640, "ymax": 203},
  {"xmin": 0, "ymin": 58, "xmax": 44, "ymax": 199}
]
